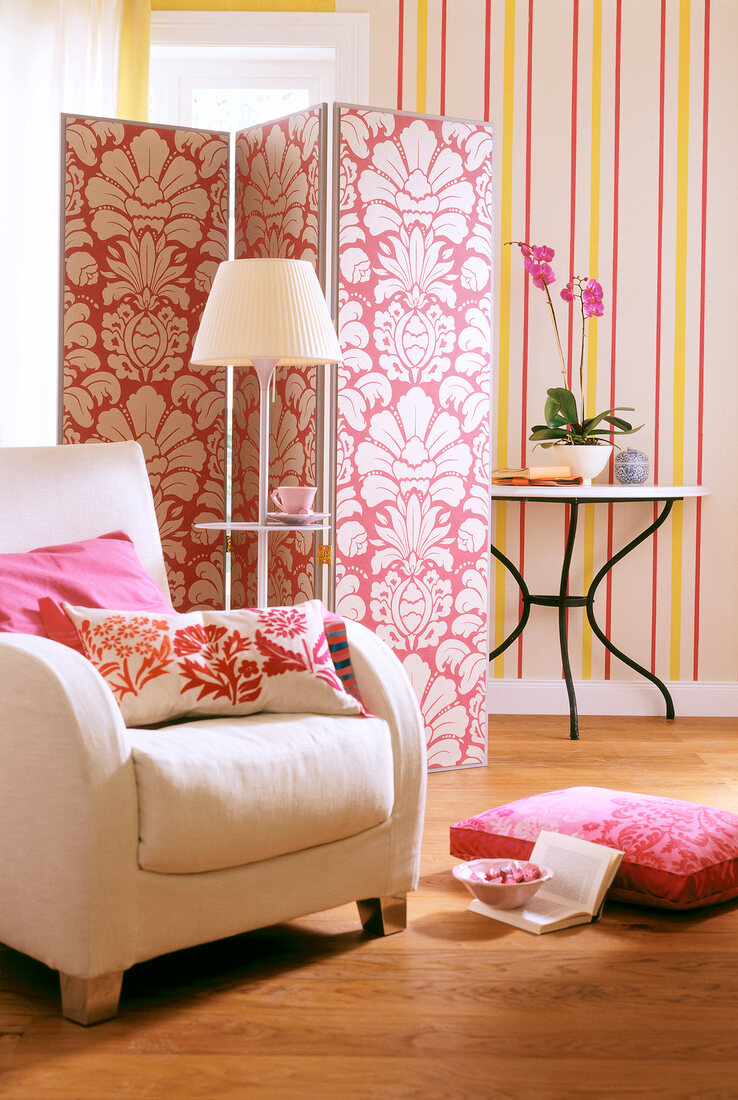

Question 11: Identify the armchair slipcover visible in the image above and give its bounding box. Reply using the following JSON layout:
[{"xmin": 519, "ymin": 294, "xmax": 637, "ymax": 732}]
[{"xmin": 0, "ymin": 442, "xmax": 426, "ymax": 1023}]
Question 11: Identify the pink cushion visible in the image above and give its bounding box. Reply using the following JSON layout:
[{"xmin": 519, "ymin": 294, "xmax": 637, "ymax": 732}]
[
  {"xmin": 0, "ymin": 531, "xmax": 171, "ymax": 645},
  {"xmin": 61, "ymin": 600, "xmax": 363, "ymax": 726},
  {"xmin": 450, "ymin": 786, "xmax": 738, "ymax": 910}
]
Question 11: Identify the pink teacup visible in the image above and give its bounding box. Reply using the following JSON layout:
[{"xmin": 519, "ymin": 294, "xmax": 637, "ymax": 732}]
[{"xmin": 271, "ymin": 485, "xmax": 317, "ymax": 515}]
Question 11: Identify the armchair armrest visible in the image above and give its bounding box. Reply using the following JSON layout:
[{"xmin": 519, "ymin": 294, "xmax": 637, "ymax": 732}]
[
  {"xmin": 0, "ymin": 635, "xmax": 139, "ymax": 977},
  {"xmin": 344, "ymin": 621, "xmax": 427, "ymax": 887}
]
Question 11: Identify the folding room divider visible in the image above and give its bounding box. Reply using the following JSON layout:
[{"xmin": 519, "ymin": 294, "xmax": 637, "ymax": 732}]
[
  {"xmin": 60, "ymin": 116, "xmax": 230, "ymax": 613},
  {"xmin": 61, "ymin": 104, "xmax": 494, "ymax": 769}
]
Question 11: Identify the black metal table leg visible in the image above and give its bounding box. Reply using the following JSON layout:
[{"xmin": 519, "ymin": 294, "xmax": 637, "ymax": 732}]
[
  {"xmin": 488, "ymin": 543, "xmax": 532, "ymax": 660},
  {"xmin": 585, "ymin": 499, "xmax": 676, "ymax": 719},
  {"xmin": 559, "ymin": 503, "xmax": 580, "ymax": 740},
  {"xmin": 489, "ymin": 506, "xmax": 583, "ymax": 739}
]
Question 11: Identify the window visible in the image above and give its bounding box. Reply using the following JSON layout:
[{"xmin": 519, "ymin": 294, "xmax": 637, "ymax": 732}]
[{"xmin": 149, "ymin": 11, "xmax": 370, "ymax": 129}]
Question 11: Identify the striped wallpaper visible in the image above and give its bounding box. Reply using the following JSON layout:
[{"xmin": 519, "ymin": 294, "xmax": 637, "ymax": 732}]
[
  {"xmin": 338, "ymin": 0, "xmax": 737, "ymax": 688},
  {"xmin": 137, "ymin": 0, "xmax": 736, "ymax": 689}
]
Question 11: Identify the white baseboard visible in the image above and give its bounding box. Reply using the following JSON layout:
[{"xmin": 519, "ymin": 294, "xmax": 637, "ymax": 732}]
[{"xmin": 487, "ymin": 678, "xmax": 738, "ymax": 717}]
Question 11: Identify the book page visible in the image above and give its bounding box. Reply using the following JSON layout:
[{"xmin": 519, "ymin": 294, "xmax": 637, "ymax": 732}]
[
  {"xmin": 468, "ymin": 897, "xmax": 586, "ymax": 933},
  {"xmin": 531, "ymin": 831, "xmax": 623, "ymax": 916},
  {"xmin": 521, "ymin": 895, "xmax": 583, "ymax": 920}
]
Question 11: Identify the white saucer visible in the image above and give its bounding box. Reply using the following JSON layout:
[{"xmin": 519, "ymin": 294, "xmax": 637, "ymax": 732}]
[{"xmin": 267, "ymin": 511, "xmax": 330, "ymax": 526}]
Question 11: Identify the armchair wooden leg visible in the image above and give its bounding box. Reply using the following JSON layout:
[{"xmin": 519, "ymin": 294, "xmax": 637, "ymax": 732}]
[
  {"xmin": 59, "ymin": 970, "xmax": 123, "ymax": 1026},
  {"xmin": 357, "ymin": 894, "xmax": 407, "ymax": 936}
]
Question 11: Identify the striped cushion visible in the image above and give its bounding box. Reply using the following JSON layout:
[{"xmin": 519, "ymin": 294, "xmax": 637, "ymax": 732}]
[{"xmin": 322, "ymin": 610, "xmax": 363, "ymax": 703}]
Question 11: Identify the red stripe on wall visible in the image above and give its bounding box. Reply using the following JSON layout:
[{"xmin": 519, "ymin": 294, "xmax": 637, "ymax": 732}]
[
  {"xmin": 566, "ymin": 0, "xmax": 579, "ymax": 386},
  {"xmin": 517, "ymin": 0, "xmax": 535, "ymax": 678},
  {"xmin": 651, "ymin": 0, "xmax": 667, "ymax": 675},
  {"xmin": 603, "ymin": 0, "xmax": 623, "ymax": 679},
  {"xmin": 561, "ymin": 0, "xmax": 579, "ymax": 674},
  {"xmin": 397, "ymin": 0, "xmax": 405, "ymax": 110},
  {"xmin": 440, "ymin": 0, "xmax": 447, "ymax": 116},
  {"xmin": 694, "ymin": 0, "xmax": 711, "ymax": 679}
]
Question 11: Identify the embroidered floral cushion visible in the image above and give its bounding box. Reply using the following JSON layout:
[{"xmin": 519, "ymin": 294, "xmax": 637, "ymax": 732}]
[
  {"xmin": 0, "ymin": 531, "xmax": 171, "ymax": 641},
  {"xmin": 450, "ymin": 786, "xmax": 738, "ymax": 910},
  {"xmin": 43, "ymin": 596, "xmax": 365, "ymax": 711},
  {"xmin": 61, "ymin": 600, "xmax": 363, "ymax": 727}
]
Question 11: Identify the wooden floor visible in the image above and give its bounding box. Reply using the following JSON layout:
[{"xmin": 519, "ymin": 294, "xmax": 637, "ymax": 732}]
[{"xmin": 1, "ymin": 715, "xmax": 737, "ymax": 1099}]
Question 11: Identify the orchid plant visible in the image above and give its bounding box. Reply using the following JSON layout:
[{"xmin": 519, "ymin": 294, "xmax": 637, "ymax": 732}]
[{"xmin": 510, "ymin": 241, "xmax": 641, "ymax": 447}]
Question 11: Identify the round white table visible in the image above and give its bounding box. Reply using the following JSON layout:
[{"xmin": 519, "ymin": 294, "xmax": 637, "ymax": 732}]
[{"xmin": 489, "ymin": 484, "xmax": 710, "ymax": 739}]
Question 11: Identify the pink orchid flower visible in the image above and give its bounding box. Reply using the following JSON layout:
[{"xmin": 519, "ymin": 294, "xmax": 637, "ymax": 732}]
[
  {"xmin": 582, "ymin": 278, "xmax": 605, "ymax": 317},
  {"xmin": 524, "ymin": 256, "xmax": 556, "ymax": 288},
  {"xmin": 531, "ymin": 263, "xmax": 555, "ymax": 289},
  {"xmin": 507, "ymin": 238, "xmax": 637, "ymax": 451}
]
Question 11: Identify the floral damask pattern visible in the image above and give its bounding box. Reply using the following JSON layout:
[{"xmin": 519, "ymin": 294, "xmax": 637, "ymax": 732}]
[
  {"xmin": 336, "ymin": 109, "xmax": 494, "ymax": 769},
  {"xmin": 62, "ymin": 117, "xmax": 229, "ymax": 610},
  {"xmin": 231, "ymin": 108, "xmax": 324, "ymax": 608},
  {"xmin": 449, "ymin": 787, "xmax": 738, "ymax": 910}
]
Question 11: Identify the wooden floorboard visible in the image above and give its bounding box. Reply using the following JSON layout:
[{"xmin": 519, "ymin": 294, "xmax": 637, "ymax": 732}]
[{"xmin": 1, "ymin": 715, "xmax": 737, "ymax": 1098}]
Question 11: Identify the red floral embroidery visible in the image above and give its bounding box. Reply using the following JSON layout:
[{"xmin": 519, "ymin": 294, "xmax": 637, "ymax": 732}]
[
  {"xmin": 311, "ymin": 630, "xmax": 344, "ymax": 692},
  {"xmin": 255, "ymin": 627, "xmax": 343, "ymax": 692},
  {"xmin": 172, "ymin": 624, "xmax": 261, "ymax": 704},
  {"xmin": 79, "ymin": 614, "xmax": 173, "ymax": 700},
  {"xmin": 173, "ymin": 623, "xmax": 228, "ymax": 657},
  {"xmin": 253, "ymin": 607, "xmax": 308, "ymax": 639}
]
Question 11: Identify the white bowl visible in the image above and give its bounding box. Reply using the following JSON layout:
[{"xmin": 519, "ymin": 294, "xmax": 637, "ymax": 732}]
[
  {"xmin": 452, "ymin": 858, "xmax": 553, "ymax": 909},
  {"xmin": 536, "ymin": 443, "xmax": 612, "ymax": 485}
]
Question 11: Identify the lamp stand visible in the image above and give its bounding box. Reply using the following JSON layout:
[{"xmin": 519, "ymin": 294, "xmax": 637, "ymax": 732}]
[{"xmin": 251, "ymin": 357, "xmax": 278, "ymax": 608}]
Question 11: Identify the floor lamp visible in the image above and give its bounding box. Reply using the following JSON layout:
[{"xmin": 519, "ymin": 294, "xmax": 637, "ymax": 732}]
[{"xmin": 190, "ymin": 259, "xmax": 343, "ymax": 607}]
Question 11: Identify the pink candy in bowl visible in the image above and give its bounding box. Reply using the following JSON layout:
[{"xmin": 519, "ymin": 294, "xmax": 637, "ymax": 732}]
[{"xmin": 452, "ymin": 858, "xmax": 553, "ymax": 909}]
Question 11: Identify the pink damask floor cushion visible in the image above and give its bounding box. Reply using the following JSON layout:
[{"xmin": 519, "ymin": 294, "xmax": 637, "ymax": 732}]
[{"xmin": 450, "ymin": 786, "xmax": 738, "ymax": 910}]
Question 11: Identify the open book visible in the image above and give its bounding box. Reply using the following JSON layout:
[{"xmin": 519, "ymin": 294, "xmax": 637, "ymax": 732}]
[{"xmin": 469, "ymin": 831, "xmax": 624, "ymax": 934}]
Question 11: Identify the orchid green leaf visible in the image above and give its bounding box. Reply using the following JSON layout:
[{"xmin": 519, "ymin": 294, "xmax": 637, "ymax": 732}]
[
  {"xmin": 529, "ymin": 427, "xmax": 570, "ymax": 441},
  {"xmin": 547, "ymin": 386, "xmax": 579, "ymax": 426},
  {"xmin": 544, "ymin": 394, "xmax": 560, "ymax": 426},
  {"xmin": 581, "ymin": 407, "xmax": 635, "ymax": 433}
]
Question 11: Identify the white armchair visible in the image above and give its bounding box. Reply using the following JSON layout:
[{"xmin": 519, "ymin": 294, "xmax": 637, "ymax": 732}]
[{"xmin": 0, "ymin": 442, "xmax": 426, "ymax": 1024}]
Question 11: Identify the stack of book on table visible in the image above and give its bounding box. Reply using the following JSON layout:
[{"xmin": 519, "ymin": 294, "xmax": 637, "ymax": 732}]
[{"xmin": 492, "ymin": 466, "xmax": 583, "ymax": 486}]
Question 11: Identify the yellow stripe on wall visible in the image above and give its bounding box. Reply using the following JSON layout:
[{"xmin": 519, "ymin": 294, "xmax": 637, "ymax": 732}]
[
  {"xmin": 118, "ymin": 0, "xmax": 151, "ymax": 121},
  {"xmin": 123, "ymin": 1, "xmax": 337, "ymax": 119},
  {"xmin": 581, "ymin": 0, "xmax": 603, "ymax": 681},
  {"xmin": 671, "ymin": 0, "xmax": 691, "ymax": 679},
  {"xmin": 416, "ymin": 0, "xmax": 428, "ymax": 113},
  {"xmin": 493, "ymin": 0, "xmax": 517, "ymax": 676}
]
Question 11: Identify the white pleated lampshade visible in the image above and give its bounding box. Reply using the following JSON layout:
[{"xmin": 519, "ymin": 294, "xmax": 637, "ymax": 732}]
[{"xmin": 190, "ymin": 258, "xmax": 342, "ymax": 367}]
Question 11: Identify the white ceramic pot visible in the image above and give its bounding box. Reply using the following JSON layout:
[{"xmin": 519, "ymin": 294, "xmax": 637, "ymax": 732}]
[
  {"xmin": 537, "ymin": 443, "xmax": 613, "ymax": 485},
  {"xmin": 614, "ymin": 447, "xmax": 650, "ymax": 485}
]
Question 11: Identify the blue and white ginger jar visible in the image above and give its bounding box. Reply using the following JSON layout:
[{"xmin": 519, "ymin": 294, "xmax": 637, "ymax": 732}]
[{"xmin": 614, "ymin": 447, "xmax": 649, "ymax": 485}]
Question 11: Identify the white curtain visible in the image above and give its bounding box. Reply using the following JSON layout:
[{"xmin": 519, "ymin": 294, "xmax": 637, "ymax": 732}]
[{"xmin": 0, "ymin": 0, "xmax": 123, "ymax": 446}]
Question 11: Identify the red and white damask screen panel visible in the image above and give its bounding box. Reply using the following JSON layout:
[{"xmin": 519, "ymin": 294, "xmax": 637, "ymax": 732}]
[
  {"xmin": 61, "ymin": 116, "xmax": 229, "ymax": 611},
  {"xmin": 230, "ymin": 107, "xmax": 326, "ymax": 608},
  {"xmin": 334, "ymin": 107, "xmax": 494, "ymax": 769}
]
